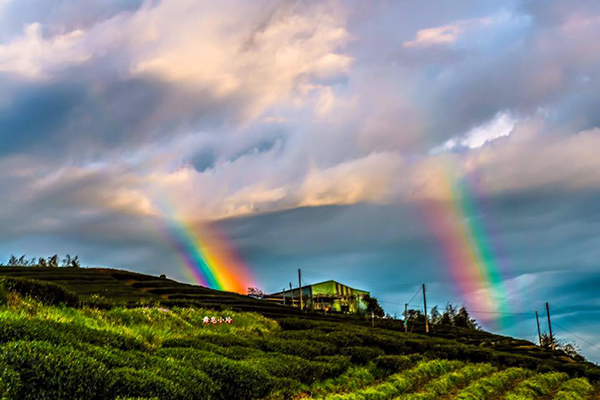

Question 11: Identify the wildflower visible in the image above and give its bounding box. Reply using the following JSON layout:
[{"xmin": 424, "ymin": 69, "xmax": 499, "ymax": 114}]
[
  {"xmin": 218, "ymin": 317, "xmax": 224, "ymax": 324},
  {"xmin": 211, "ymin": 316, "xmax": 217, "ymax": 324},
  {"xmin": 203, "ymin": 316, "xmax": 210, "ymax": 324},
  {"xmin": 225, "ymin": 316, "xmax": 233, "ymax": 324}
]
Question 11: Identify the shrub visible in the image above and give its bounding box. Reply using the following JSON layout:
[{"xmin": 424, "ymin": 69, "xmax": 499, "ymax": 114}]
[
  {"xmin": 505, "ymin": 372, "xmax": 569, "ymax": 400},
  {"xmin": 314, "ymin": 355, "xmax": 353, "ymax": 378},
  {"xmin": 108, "ymin": 368, "xmax": 184, "ymax": 399},
  {"xmin": 0, "ymin": 341, "xmax": 109, "ymax": 400},
  {"xmin": 195, "ymin": 356, "xmax": 275, "ymax": 400},
  {"xmin": 409, "ymin": 363, "xmax": 496, "ymax": 399},
  {"xmin": 553, "ymin": 377, "xmax": 595, "ymax": 400},
  {"xmin": 341, "ymin": 346, "xmax": 385, "ymax": 364},
  {"xmin": 260, "ymin": 337, "xmax": 337, "ymax": 359},
  {"xmin": 0, "ymin": 277, "xmax": 79, "ymax": 306},
  {"xmin": 277, "ymin": 318, "xmax": 322, "ymax": 331},
  {"xmin": 79, "ymin": 344, "xmax": 151, "ymax": 369},
  {"xmin": 455, "ymin": 367, "xmax": 532, "ymax": 399},
  {"xmin": 155, "ymin": 347, "xmax": 216, "ymax": 365},
  {"xmin": 0, "ymin": 317, "xmax": 145, "ymax": 351},
  {"xmin": 375, "ymin": 355, "xmax": 414, "ymax": 376},
  {"xmin": 144, "ymin": 357, "xmax": 217, "ymax": 400}
]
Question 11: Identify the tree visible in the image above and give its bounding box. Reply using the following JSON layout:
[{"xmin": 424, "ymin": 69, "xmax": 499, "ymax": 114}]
[
  {"xmin": 247, "ymin": 287, "xmax": 265, "ymax": 298},
  {"xmin": 454, "ymin": 306, "xmax": 478, "ymax": 330},
  {"xmin": 405, "ymin": 309, "xmax": 426, "ymax": 329},
  {"xmin": 561, "ymin": 342, "xmax": 586, "ymax": 362},
  {"xmin": 540, "ymin": 333, "xmax": 557, "ymax": 349},
  {"xmin": 38, "ymin": 258, "xmax": 47, "ymax": 268},
  {"xmin": 7, "ymin": 255, "xmax": 18, "ymax": 267},
  {"xmin": 48, "ymin": 255, "xmax": 59, "ymax": 268},
  {"xmin": 70, "ymin": 256, "xmax": 80, "ymax": 268},
  {"xmin": 365, "ymin": 295, "xmax": 385, "ymax": 318},
  {"xmin": 429, "ymin": 305, "xmax": 442, "ymax": 326},
  {"xmin": 61, "ymin": 254, "xmax": 72, "ymax": 268},
  {"xmin": 439, "ymin": 303, "xmax": 456, "ymax": 326}
]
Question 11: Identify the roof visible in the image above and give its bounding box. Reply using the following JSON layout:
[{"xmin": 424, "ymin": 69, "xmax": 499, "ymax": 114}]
[{"xmin": 269, "ymin": 280, "xmax": 369, "ymax": 296}]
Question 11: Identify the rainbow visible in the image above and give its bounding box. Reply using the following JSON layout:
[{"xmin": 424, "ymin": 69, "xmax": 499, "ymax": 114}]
[
  {"xmin": 422, "ymin": 159, "xmax": 514, "ymax": 329},
  {"xmin": 156, "ymin": 199, "xmax": 254, "ymax": 293}
]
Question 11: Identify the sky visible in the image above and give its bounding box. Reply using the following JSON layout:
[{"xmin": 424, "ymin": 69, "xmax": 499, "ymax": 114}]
[{"xmin": 1, "ymin": 0, "xmax": 600, "ymax": 361}]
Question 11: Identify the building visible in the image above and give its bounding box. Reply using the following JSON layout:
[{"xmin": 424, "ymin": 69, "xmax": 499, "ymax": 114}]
[{"xmin": 267, "ymin": 280, "xmax": 370, "ymax": 315}]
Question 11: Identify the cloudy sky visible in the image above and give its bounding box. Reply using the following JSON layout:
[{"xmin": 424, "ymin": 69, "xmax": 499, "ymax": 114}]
[{"xmin": 1, "ymin": 0, "xmax": 600, "ymax": 360}]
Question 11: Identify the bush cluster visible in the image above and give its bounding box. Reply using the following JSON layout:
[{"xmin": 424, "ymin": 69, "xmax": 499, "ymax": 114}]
[
  {"xmin": 0, "ymin": 277, "xmax": 79, "ymax": 306},
  {"xmin": 0, "ymin": 297, "xmax": 596, "ymax": 399}
]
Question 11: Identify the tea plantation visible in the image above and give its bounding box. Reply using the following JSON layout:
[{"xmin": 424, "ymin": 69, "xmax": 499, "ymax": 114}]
[{"xmin": 0, "ymin": 270, "xmax": 597, "ymax": 399}]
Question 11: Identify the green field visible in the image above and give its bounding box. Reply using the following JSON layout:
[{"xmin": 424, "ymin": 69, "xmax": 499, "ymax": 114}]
[{"xmin": 0, "ymin": 267, "xmax": 597, "ymax": 399}]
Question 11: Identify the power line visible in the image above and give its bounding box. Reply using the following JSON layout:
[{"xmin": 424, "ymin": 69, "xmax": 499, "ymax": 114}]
[
  {"xmin": 407, "ymin": 286, "xmax": 422, "ymax": 305},
  {"xmin": 406, "ymin": 303, "xmax": 532, "ymax": 316},
  {"xmin": 553, "ymin": 321, "xmax": 600, "ymax": 353}
]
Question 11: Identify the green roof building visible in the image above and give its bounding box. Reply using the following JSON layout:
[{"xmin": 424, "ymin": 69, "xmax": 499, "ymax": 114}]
[{"xmin": 269, "ymin": 280, "xmax": 370, "ymax": 315}]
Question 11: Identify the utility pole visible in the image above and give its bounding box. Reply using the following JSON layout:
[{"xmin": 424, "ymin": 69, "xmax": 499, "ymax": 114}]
[
  {"xmin": 404, "ymin": 303, "xmax": 408, "ymax": 333},
  {"xmin": 282, "ymin": 287, "xmax": 287, "ymax": 306},
  {"xmin": 298, "ymin": 269, "xmax": 303, "ymax": 311},
  {"xmin": 535, "ymin": 311, "xmax": 542, "ymax": 346},
  {"xmin": 289, "ymin": 282, "xmax": 294, "ymax": 308},
  {"xmin": 423, "ymin": 284, "xmax": 429, "ymax": 334},
  {"xmin": 546, "ymin": 302, "xmax": 555, "ymax": 351}
]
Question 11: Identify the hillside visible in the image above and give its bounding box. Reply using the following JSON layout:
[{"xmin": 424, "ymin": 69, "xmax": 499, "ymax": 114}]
[
  {"xmin": 0, "ymin": 267, "xmax": 307, "ymax": 319},
  {"xmin": 0, "ymin": 267, "xmax": 597, "ymax": 399}
]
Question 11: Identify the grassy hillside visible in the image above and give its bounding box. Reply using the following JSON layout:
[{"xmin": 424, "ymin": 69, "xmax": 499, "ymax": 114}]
[
  {"xmin": 0, "ymin": 267, "xmax": 307, "ymax": 319},
  {"xmin": 0, "ymin": 268, "xmax": 598, "ymax": 399}
]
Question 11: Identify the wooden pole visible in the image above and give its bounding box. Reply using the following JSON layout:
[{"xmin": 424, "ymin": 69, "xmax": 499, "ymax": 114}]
[
  {"xmin": 289, "ymin": 282, "xmax": 294, "ymax": 308},
  {"xmin": 298, "ymin": 269, "xmax": 303, "ymax": 311},
  {"xmin": 404, "ymin": 303, "xmax": 408, "ymax": 333},
  {"xmin": 423, "ymin": 284, "xmax": 429, "ymax": 334},
  {"xmin": 546, "ymin": 302, "xmax": 555, "ymax": 351},
  {"xmin": 535, "ymin": 311, "xmax": 542, "ymax": 346}
]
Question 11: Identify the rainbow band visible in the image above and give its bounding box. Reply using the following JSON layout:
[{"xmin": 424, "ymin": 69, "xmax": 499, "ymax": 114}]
[
  {"xmin": 157, "ymin": 201, "xmax": 254, "ymax": 294},
  {"xmin": 422, "ymin": 159, "xmax": 514, "ymax": 329}
]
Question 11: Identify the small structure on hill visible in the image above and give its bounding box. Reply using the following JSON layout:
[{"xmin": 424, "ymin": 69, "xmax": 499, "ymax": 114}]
[{"xmin": 267, "ymin": 280, "xmax": 370, "ymax": 315}]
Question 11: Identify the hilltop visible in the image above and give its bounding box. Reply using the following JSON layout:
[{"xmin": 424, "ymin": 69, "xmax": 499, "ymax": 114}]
[{"xmin": 0, "ymin": 267, "xmax": 597, "ymax": 399}]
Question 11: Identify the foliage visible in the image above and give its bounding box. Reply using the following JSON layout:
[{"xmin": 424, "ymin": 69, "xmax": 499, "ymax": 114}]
[
  {"xmin": 454, "ymin": 367, "xmax": 532, "ymax": 399},
  {"xmin": 404, "ymin": 303, "xmax": 479, "ymax": 332},
  {"xmin": 1, "ymin": 254, "xmax": 82, "ymax": 268},
  {"xmin": 247, "ymin": 287, "xmax": 266, "ymax": 298},
  {"xmin": 398, "ymin": 363, "xmax": 496, "ymax": 400},
  {"xmin": 553, "ymin": 377, "xmax": 595, "ymax": 400},
  {"xmin": 0, "ymin": 271, "xmax": 595, "ymax": 399},
  {"xmin": 505, "ymin": 372, "xmax": 569, "ymax": 400},
  {"xmin": 0, "ymin": 276, "xmax": 79, "ymax": 306},
  {"xmin": 0, "ymin": 341, "xmax": 109, "ymax": 400},
  {"xmin": 540, "ymin": 333, "xmax": 587, "ymax": 362},
  {"xmin": 364, "ymin": 295, "xmax": 384, "ymax": 318}
]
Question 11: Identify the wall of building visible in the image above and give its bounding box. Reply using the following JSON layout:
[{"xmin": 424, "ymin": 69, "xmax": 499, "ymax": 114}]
[{"xmin": 272, "ymin": 280, "xmax": 369, "ymax": 315}]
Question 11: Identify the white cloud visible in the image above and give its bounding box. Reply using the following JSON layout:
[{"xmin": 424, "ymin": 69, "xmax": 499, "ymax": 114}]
[
  {"xmin": 0, "ymin": 23, "xmax": 89, "ymax": 78},
  {"xmin": 403, "ymin": 17, "xmax": 492, "ymax": 48},
  {"xmin": 431, "ymin": 112, "xmax": 516, "ymax": 154},
  {"xmin": 125, "ymin": 0, "xmax": 352, "ymax": 118}
]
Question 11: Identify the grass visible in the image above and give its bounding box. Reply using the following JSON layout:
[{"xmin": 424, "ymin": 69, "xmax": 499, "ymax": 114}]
[
  {"xmin": 454, "ymin": 367, "xmax": 532, "ymax": 399},
  {"xmin": 0, "ymin": 268, "xmax": 598, "ymax": 399},
  {"xmin": 504, "ymin": 371, "xmax": 569, "ymax": 399},
  {"xmin": 553, "ymin": 378, "xmax": 596, "ymax": 400}
]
